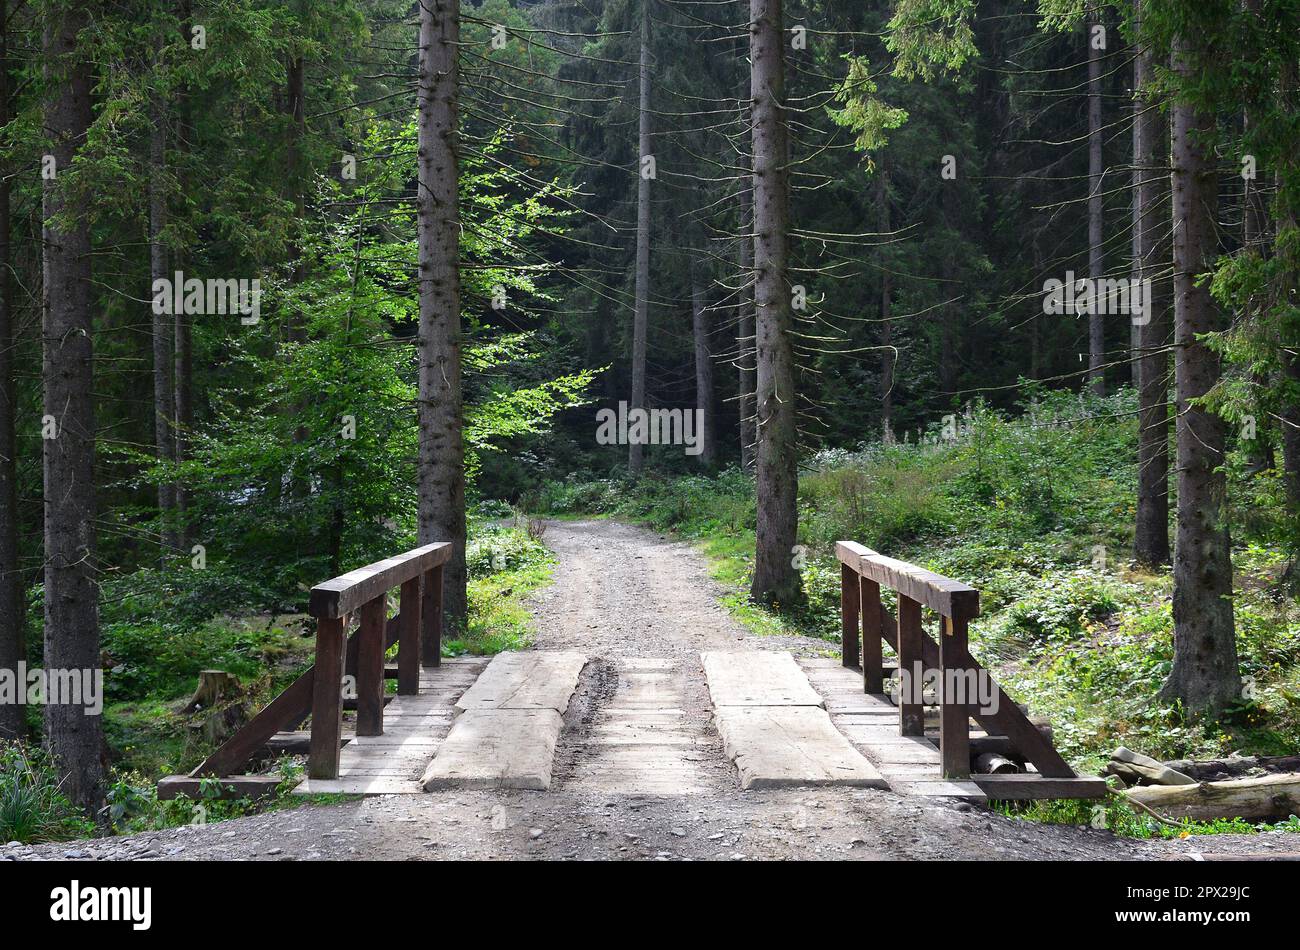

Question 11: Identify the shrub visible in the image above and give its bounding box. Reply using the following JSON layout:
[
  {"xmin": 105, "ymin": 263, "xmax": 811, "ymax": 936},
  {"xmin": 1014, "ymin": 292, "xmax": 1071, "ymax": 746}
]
[{"xmin": 0, "ymin": 743, "xmax": 96, "ymax": 843}]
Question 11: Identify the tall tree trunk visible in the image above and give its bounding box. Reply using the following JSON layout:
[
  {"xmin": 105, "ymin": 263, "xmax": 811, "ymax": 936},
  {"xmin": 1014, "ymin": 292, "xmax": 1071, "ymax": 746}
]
[
  {"xmin": 736, "ymin": 52, "xmax": 756, "ymax": 471},
  {"xmin": 1283, "ymin": 347, "xmax": 1300, "ymax": 513},
  {"xmin": 149, "ymin": 52, "xmax": 175, "ymax": 561},
  {"xmin": 1274, "ymin": 65, "xmax": 1299, "ymax": 519},
  {"xmin": 1161, "ymin": 36, "xmax": 1239, "ymax": 716},
  {"xmin": 1240, "ymin": 0, "xmax": 1272, "ymax": 477},
  {"xmin": 691, "ymin": 279, "xmax": 715, "ymax": 466},
  {"xmin": 42, "ymin": 1, "xmax": 105, "ymax": 810},
  {"xmin": 878, "ymin": 167, "xmax": 894, "ymax": 443},
  {"xmin": 1129, "ymin": 68, "xmax": 1142, "ymax": 391},
  {"xmin": 172, "ymin": 2, "xmax": 193, "ymax": 552},
  {"xmin": 1133, "ymin": 0, "xmax": 1171, "ymax": 567},
  {"xmin": 172, "ymin": 287, "xmax": 191, "ymax": 551},
  {"xmin": 939, "ymin": 182, "xmax": 958, "ymax": 396},
  {"xmin": 0, "ymin": 0, "xmax": 23, "ymax": 741},
  {"xmin": 749, "ymin": 0, "xmax": 799, "ymax": 604},
  {"xmin": 738, "ymin": 192, "xmax": 756, "ymax": 470},
  {"xmin": 1031, "ymin": 241, "xmax": 1042, "ymax": 380},
  {"xmin": 629, "ymin": 0, "xmax": 651, "ymax": 475},
  {"xmin": 417, "ymin": 0, "xmax": 467, "ymax": 627},
  {"xmin": 1087, "ymin": 11, "xmax": 1105, "ymax": 395}
]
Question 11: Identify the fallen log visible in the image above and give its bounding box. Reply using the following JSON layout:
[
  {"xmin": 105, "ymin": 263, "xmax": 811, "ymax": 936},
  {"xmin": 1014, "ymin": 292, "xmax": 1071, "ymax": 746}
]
[
  {"xmin": 1162, "ymin": 755, "xmax": 1300, "ymax": 782},
  {"xmin": 1104, "ymin": 746, "xmax": 1196, "ymax": 787},
  {"xmin": 1125, "ymin": 774, "xmax": 1300, "ymax": 822},
  {"xmin": 975, "ymin": 752, "xmax": 1020, "ymax": 775}
]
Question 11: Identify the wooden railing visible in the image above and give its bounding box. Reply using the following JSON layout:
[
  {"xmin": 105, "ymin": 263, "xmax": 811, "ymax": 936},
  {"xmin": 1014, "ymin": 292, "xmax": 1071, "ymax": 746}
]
[
  {"xmin": 171, "ymin": 543, "xmax": 449, "ymax": 792},
  {"xmin": 836, "ymin": 540, "xmax": 1074, "ymax": 782},
  {"xmin": 305, "ymin": 542, "xmax": 450, "ymax": 779}
]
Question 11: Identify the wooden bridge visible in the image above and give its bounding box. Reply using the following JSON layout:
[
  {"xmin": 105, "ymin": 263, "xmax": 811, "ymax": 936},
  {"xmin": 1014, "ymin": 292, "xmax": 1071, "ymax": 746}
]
[{"xmin": 159, "ymin": 539, "xmax": 1105, "ymax": 803}]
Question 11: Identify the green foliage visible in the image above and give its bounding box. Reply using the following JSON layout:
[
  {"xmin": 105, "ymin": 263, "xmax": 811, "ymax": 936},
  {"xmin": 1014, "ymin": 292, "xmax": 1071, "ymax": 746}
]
[
  {"xmin": 886, "ymin": 0, "xmax": 979, "ymax": 81},
  {"xmin": 449, "ymin": 520, "xmax": 557, "ymax": 655},
  {"xmin": 0, "ymin": 743, "xmax": 96, "ymax": 844},
  {"xmin": 125, "ymin": 123, "xmax": 596, "ymax": 599},
  {"xmin": 828, "ymin": 56, "xmax": 909, "ymax": 166}
]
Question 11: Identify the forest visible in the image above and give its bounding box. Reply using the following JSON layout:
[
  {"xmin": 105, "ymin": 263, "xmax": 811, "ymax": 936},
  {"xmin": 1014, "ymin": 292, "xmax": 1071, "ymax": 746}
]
[{"xmin": 0, "ymin": 0, "xmax": 1297, "ymax": 856}]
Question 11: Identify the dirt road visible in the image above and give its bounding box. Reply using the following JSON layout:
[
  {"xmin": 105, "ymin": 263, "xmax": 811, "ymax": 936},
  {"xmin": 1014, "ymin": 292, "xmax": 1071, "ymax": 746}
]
[{"xmin": 3, "ymin": 520, "xmax": 1283, "ymax": 862}]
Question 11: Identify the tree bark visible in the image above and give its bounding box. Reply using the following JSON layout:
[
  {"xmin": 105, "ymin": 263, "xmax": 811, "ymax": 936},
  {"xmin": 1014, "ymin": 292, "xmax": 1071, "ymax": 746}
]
[
  {"xmin": 1161, "ymin": 36, "xmax": 1239, "ymax": 717},
  {"xmin": 149, "ymin": 46, "xmax": 175, "ymax": 561},
  {"xmin": 738, "ymin": 193, "xmax": 756, "ymax": 470},
  {"xmin": 172, "ymin": 286, "xmax": 191, "ymax": 551},
  {"xmin": 1133, "ymin": 0, "xmax": 1171, "ymax": 567},
  {"xmin": 416, "ymin": 0, "xmax": 467, "ymax": 624},
  {"xmin": 0, "ymin": 0, "xmax": 23, "ymax": 740},
  {"xmin": 42, "ymin": 0, "xmax": 105, "ymax": 810},
  {"xmin": 1277, "ymin": 67, "xmax": 1300, "ymax": 523},
  {"xmin": 878, "ymin": 167, "xmax": 894, "ymax": 442},
  {"xmin": 172, "ymin": 1, "xmax": 193, "ymax": 553},
  {"xmin": 1240, "ymin": 0, "xmax": 1272, "ymax": 478},
  {"xmin": 1087, "ymin": 12, "xmax": 1105, "ymax": 395},
  {"xmin": 748, "ymin": 0, "xmax": 799, "ymax": 604},
  {"xmin": 1126, "ymin": 774, "xmax": 1300, "ymax": 822},
  {"xmin": 736, "ymin": 59, "xmax": 756, "ymax": 471},
  {"xmin": 939, "ymin": 182, "xmax": 958, "ymax": 396},
  {"xmin": 1283, "ymin": 332, "xmax": 1300, "ymax": 515},
  {"xmin": 691, "ymin": 279, "xmax": 715, "ymax": 466},
  {"xmin": 629, "ymin": 0, "xmax": 651, "ymax": 475}
]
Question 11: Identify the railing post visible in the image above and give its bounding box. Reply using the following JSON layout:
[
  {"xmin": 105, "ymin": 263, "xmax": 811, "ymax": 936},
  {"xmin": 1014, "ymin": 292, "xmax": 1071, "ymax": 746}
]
[
  {"xmin": 356, "ymin": 594, "xmax": 387, "ymax": 736},
  {"xmin": 860, "ymin": 576, "xmax": 884, "ymax": 694},
  {"xmin": 896, "ymin": 595, "xmax": 925, "ymax": 736},
  {"xmin": 421, "ymin": 564, "xmax": 443, "ymax": 668},
  {"xmin": 397, "ymin": 575, "xmax": 422, "ymax": 695},
  {"xmin": 939, "ymin": 615, "xmax": 971, "ymax": 779},
  {"xmin": 308, "ymin": 616, "xmax": 346, "ymax": 779},
  {"xmin": 840, "ymin": 562, "xmax": 860, "ymax": 668}
]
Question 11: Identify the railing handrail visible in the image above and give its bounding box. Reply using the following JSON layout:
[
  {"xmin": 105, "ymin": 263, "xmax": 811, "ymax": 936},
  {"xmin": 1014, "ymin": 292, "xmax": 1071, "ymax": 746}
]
[
  {"xmin": 835, "ymin": 540, "xmax": 979, "ymax": 621},
  {"xmin": 304, "ymin": 542, "xmax": 448, "ymax": 780},
  {"xmin": 836, "ymin": 538, "xmax": 1075, "ymax": 782},
  {"xmin": 184, "ymin": 541, "xmax": 448, "ymax": 783},
  {"xmin": 309, "ymin": 541, "xmax": 451, "ymax": 619}
]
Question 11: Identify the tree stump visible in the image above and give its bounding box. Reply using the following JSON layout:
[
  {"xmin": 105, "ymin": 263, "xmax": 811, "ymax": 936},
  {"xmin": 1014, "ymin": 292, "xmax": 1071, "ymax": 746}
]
[{"xmin": 183, "ymin": 670, "xmax": 239, "ymax": 713}]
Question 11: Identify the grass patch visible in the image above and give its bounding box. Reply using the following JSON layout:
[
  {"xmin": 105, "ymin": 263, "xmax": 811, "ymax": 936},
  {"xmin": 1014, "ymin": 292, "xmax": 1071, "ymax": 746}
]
[
  {"xmin": 995, "ymin": 794, "xmax": 1300, "ymax": 840},
  {"xmin": 447, "ymin": 517, "xmax": 557, "ymax": 655}
]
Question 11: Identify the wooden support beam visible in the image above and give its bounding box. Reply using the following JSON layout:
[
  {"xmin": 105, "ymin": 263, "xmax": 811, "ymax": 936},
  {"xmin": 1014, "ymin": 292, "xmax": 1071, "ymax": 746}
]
[
  {"xmin": 939, "ymin": 615, "xmax": 971, "ymax": 780},
  {"xmin": 840, "ymin": 563, "xmax": 860, "ymax": 668},
  {"xmin": 355, "ymin": 595, "xmax": 387, "ymax": 737},
  {"xmin": 421, "ymin": 564, "xmax": 443, "ymax": 668},
  {"xmin": 265, "ymin": 731, "xmax": 351, "ymax": 755},
  {"xmin": 192, "ymin": 615, "xmax": 403, "ymax": 777},
  {"xmin": 860, "ymin": 576, "xmax": 884, "ymax": 694},
  {"xmin": 896, "ymin": 595, "xmax": 925, "ymax": 737},
  {"xmin": 308, "ymin": 616, "xmax": 346, "ymax": 780},
  {"xmin": 972, "ymin": 773, "xmax": 1108, "ymax": 800},
  {"xmin": 190, "ymin": 670, "xmax": 312, "ymax": 778},
  {"xmin": 875, "ymin": 607, "xmax": 1074, "ymax": 778},
  {"xmin": 158, "ymin": 774, "xmax": 283, "ymax": 801},
  {"xmin": 397, "ymin": 575, "xmax": 422, "ymax": 695}
]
